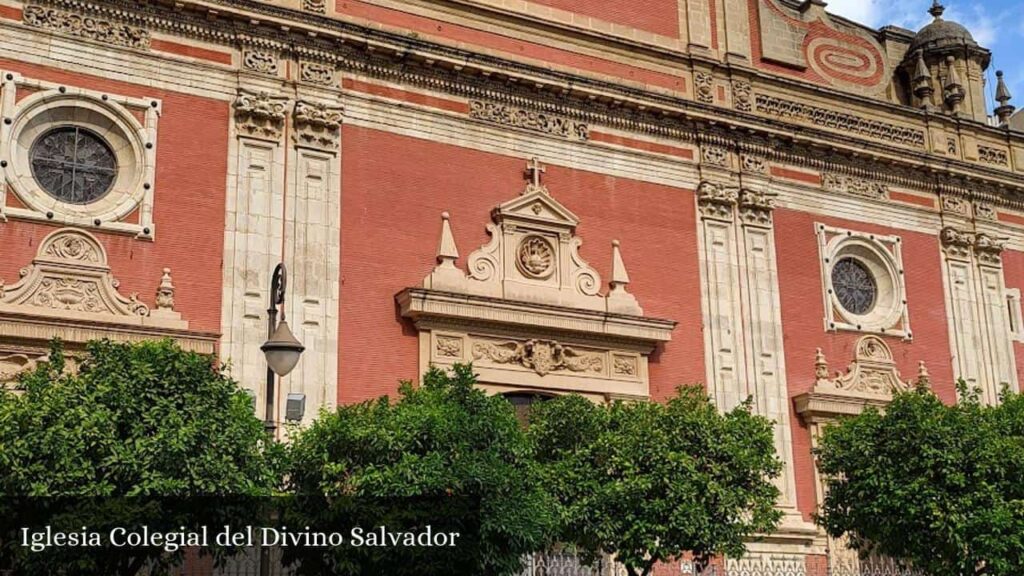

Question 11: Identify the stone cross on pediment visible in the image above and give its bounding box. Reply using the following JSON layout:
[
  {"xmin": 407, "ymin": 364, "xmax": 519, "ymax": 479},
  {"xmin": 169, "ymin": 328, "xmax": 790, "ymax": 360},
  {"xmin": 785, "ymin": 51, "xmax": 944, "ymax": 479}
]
[
  {"xmin": 423, "ymin": 157, "xmax": 642, "ymax": 315},
  {"xmin": 524, "ymin": 157, "xmax": 547, "ymax": 194}
]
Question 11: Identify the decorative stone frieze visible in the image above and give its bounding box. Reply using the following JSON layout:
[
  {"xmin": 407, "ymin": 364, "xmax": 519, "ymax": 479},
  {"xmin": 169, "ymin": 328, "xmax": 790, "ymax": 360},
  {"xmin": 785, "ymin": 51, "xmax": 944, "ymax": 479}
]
[
  {"xmin": 233, "ymin": 89, "xmax": 289, "ymax": 141},
  {"xmin": 701, "ymin": 145, "xmax": 730, "ymax": 167},
  {"xmin": 0, "ymin": 352, "xmax": 47, "ymax": 385},
  {"xmin": 302, "ymin": 0, "xmax": 327, "ymax": 13},
  {"xmin": 978, "ymin": 145, "xmax": 1009, "ymax": 166},
  {"xmin": 695, "ymin": 72, "xmax": 714, "ymax": 104},
  {"xmin": 755, "ymin": 94, "xmax": 926, "ymax": 148},
  {"xmin": 399, "ymin": 158, "xmax": 675, "ymax": 400},
  {"xmin": 940, "ymin": 195, "xmax": 971, "ymax": 216},
  {"xmin": 822, "ymin": 172, "xmax": 889, "ymax": 200},
  {"xmin": 293, "ymin": 100, "xmax": 343, "ymax": 150},
  {"xmin": 299, "ymin": 61, "xmax": 336, "ymax": 86},
  {"xmin": 242, "ymin": 49, "xmax": 279, "ymax": 75},
  {"xmin": 732, "ymin": 79, "xmax": 753, "ymax": 112},
  {"xmin": 23, "ymin": 4, "xmax": 151, "ymax": 50},
  {"xmin": 740, "ymin": 154, "xmax": 768, "ymax": 174},
  {"xmin": 468, "ymin": 100, "xmax": 589, "ymax": 141},
  {"xmin": 974, "ymin": 202, "xmax": 997, "ymax": 221},
  {"xmin": 472, "ymin": 338, "xmax": 604, "ymax": 377}
]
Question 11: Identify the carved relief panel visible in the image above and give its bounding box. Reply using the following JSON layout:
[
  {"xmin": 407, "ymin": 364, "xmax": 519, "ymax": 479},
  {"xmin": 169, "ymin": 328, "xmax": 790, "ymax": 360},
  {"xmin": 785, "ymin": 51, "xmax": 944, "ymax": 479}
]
[{"xmin": 399, "ymin": 158, "xmax": 674, "ymax": 401}]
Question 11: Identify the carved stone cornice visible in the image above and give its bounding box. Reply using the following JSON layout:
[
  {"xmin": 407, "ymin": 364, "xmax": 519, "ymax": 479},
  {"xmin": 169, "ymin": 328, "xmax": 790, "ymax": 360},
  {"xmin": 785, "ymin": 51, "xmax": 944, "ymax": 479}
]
[
  {"xmin": 293, "ymin": 100, "xmax": 343, "ymax": 150},
  {"xmin": 822, "ymin": 172, "xmax": 889, "ymax": 200},
  {"xmin": 696, "ymin": 181, "xmax": 738, "ymax": 221},
  {"xmin": 233, "ymin": 89, "xmax": 289, "ymax": 141},
  {"xmin": 468, "ymin": 100, "xmax": 589, "ymax": 141},
  {"xmin": 23, "ymin": 0, "xmax": 1024, "ymax": 209},
  {"xmin": 23, "ymin": 3, "xmax": 151, "ymax": 49}
]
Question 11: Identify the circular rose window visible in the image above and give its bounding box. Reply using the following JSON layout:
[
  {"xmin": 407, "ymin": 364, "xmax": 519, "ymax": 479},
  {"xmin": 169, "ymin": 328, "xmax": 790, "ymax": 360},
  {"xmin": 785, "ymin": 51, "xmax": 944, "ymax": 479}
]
[
  {"xmin": 831, "ymin": 257, "xmax": 877, "ymax": 315},
  {"xmin": 30, "ymin": 126, "xmax": 118, "ymax": 205}
]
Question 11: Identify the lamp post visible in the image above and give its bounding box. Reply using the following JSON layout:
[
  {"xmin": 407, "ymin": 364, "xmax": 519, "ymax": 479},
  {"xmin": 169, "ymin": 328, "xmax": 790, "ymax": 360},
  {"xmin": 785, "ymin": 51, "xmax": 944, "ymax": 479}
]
[{"xmin": 260, "ymin": 263, "xmax": 305, "ymax": 435}]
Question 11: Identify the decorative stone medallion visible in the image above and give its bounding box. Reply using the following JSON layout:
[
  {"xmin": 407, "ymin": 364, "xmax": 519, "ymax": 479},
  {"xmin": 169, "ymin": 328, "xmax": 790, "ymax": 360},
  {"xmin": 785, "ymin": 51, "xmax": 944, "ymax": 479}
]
[{"xmin": 516, "ymin": 236, "xmax": 555, "ymax": 280}]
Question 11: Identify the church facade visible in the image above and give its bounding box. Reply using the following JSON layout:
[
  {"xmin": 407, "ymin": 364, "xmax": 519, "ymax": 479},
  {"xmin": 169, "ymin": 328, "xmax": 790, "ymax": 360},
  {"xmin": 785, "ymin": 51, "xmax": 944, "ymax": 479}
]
[{"xmin": 0, "ymin": 0, "xmax": 1021, "ymax": 573}]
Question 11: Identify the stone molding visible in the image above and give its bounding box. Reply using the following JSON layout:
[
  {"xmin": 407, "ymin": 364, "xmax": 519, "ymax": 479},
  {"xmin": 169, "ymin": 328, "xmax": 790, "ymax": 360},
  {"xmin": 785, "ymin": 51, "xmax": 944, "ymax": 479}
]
[
  {"xmin": 0, "ymin": 228, "xmax": 188, "ymax": 329},
  {"xmin": 755, "ymin": 93, "xmax": 926, "ymax": 148},
  {"xmin": 817, "ymin": 223, "xmax": 910, "ymax": 338},
  {"xmin": 0, "ymin": 71, "xmax": 160, "ymax": 238},
  {"xmin": 18, "ymin": 0, "xmax": 1024, "ymax": 210},
  {"xmin": 468, "ymin": 100, "xmax": 589, "ymax": 141},
  {"xmin": 822, "ymin": 172, "xmax": 889, "ymax": 200},
  {"xmin": 794, "ymin": 336, "xmax": 929, "ymax": 424},
  {"xmin": 400, "ymin": 159, "xmax": 674, "ymax": 398},
  {"xmin": 421, "ymin": 159, "xmax": 645, "ymax": 315},
  {"xmin": 23, "ymin": 3, "xmax": 150, "ymax": 50},
  {"xmin": 0, "ymin": 228, "xmax": 212, "ymax": 385}
]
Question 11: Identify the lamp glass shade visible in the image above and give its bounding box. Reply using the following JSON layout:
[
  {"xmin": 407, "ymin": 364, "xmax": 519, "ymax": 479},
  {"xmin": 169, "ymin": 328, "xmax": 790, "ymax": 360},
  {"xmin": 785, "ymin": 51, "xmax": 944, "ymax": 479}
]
[{"xmin": 262, "ymin": 319, "xmax": 305, "ymax": 377}]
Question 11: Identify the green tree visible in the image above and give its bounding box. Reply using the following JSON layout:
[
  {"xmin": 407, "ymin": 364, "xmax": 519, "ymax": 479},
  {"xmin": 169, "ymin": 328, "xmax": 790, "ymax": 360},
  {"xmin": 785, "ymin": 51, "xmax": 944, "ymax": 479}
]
[
  {"xmin": 284, "ymin": 363, "xmax": 554, "ymax": 576},
  {"xmin": 529, "ymin": 387, "xmax": 783, "ymax": 576},
  {"xmin": 0, "ymin": 339, "xmax": 282, "ymax": 575},
  {"xmin": 816, "ymin": 383, "xmax": 1024, "ymax": 576}
]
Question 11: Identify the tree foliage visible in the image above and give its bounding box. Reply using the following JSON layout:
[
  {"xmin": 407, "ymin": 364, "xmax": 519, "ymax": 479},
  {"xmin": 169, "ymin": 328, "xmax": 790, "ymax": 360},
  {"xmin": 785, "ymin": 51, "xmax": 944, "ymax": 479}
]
[
  {"xmin": 528, "ymin": 387, "xmax": 783, "ymax": 576},
  {"xmin": 816, "ymin": 384, "xmax": 1024, "ymax": 576},
  {"xmin": 284, "ymin": 363, "xmax": 554, "ymax": 576},
  {"xmin": 0, "ymin": 339, "xmax": 281, "ymax": 575}
]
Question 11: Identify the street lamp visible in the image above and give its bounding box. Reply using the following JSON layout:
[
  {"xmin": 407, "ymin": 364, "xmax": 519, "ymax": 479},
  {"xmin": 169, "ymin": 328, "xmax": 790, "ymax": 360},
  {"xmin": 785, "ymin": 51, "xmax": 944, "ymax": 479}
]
[{"xmin": 260, "ymin": 263, "xmax": 305, "ymax": 434}]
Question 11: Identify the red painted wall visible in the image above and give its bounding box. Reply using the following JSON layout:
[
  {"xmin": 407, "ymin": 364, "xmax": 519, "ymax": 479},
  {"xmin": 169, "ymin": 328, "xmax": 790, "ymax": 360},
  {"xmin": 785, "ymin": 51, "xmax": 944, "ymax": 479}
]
[
  {"xmin": 0, "ymin": 60, "xmax": 228, "ymax": 334},
  {"xmin": 774, "ymin": 208, "xmax": 955, "ymax": 521},
  {"xmin": 1000, "ymin": 248, "xmax": 1024, "ymax": 385},
  {"xmin": 338, "ymin": 126, "xmax": 705, "ymax": 402},
  {"xmin": 333, "ymin": 1, "xmax": 686, "ymax": 92},
  {"xmin": 528, "ymin": 0, "xmax": 679, "ymax": 37}
]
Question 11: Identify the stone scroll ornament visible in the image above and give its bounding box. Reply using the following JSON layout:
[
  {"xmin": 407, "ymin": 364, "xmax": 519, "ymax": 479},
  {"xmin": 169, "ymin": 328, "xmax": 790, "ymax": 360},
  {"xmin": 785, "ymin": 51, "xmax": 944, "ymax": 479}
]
[
  {"xmin": 422, "ymin": 158, "xmax": 643, "ymax": 316},
  {"xmin": 0, "ymin": 228, "xmax": 184, "ymax": 326}
]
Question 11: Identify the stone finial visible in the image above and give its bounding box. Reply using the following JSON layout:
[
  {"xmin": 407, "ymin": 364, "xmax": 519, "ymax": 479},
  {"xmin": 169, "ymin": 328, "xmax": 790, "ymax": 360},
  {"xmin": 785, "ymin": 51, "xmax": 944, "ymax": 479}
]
[
  {"xmin": 915, "ymin": 361, "xmax": 931, "ymax": 388},
  {"xmin": 929, "ymin": 0, "xmax": 945, "ymax": 19},
  {"xmin": 912, "ymin": 51, "xmax": 934, "ymax": 104},
  {"xmin": 436, "ymin": 212, "xmax": 459, "ymax": 267},
  {"xmin": 150, "ymin": 267, "xmax": 182, "ymax": 321},
  {"xmin": 610, "ymin": 240, "xmax": 631, "ymax": 288},
  {"xmin": 814, "ymin": 348, "xmax": 829, "ymax": 381},
  {"xmin": 995, "ymin": 70, "xmax": 1016, "ymax": 125},
  {"xmin": 944, "ymin": 56, "xmax": 965, "ymax": 110},
  {"xmin": 423, "ymin": 212, "xmax": 467, "ymax": 291},
  {"xmin": 606, "ymin": 240, "xmax": 642, "ymax": 316},
  {"xmin": 156, "ymin": 268, "xmax": 175, "ymax": 310}
]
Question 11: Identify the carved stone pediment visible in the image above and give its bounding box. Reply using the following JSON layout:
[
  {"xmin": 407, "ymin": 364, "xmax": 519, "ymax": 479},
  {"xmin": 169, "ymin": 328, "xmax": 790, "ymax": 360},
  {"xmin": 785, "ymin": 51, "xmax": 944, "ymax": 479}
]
[
  {"xmin": 794, "ymin": 336, "xmax": 929, "ymax": 422},
  {"xmin": 0, "ymin": 229, "xmax": 214, "ymax": 385},
  {"xmin": 399, "ymin": 158, "xmax": 676, "ymax": 400}
]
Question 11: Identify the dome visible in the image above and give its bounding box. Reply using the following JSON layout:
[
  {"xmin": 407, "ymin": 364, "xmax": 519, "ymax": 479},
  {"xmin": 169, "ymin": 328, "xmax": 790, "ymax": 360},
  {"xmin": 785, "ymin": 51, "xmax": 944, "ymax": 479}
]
[{"xmin": 908, "ymin": 2, "xmax": 979, "ymax": 52}]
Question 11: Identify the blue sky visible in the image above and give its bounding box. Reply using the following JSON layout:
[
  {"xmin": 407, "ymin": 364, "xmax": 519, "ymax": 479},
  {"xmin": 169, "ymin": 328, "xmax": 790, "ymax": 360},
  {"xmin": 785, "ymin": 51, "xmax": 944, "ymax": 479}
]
[{"xmin": 826, "ymin": 0, "xmax": 1024, "ymax": 114}]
